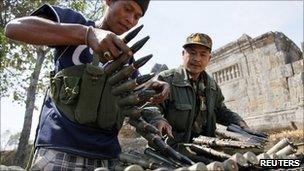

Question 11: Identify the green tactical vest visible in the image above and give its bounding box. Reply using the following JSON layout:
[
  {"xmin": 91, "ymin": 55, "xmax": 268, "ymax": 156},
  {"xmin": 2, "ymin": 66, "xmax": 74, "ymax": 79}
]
[{"xmin": 49, "ymin": 55, "xmax": 124, "ymax": 130}]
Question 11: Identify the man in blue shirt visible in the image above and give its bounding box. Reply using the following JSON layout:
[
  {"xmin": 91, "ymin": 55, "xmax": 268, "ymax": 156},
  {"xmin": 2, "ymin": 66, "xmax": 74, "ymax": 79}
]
[{"xmin": 5, "ymin": 0, "xmax": 172, "ymax": 170}]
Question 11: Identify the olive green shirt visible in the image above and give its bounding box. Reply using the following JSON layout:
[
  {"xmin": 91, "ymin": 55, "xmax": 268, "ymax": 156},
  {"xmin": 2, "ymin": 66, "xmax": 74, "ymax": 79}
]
[
  {"xmin": 147, "ymin": 66, "xmax": 246, "ymax": 147},
  {"xmin": 186, "ymin": 73, "xmax": 207, "ymax": 135}
]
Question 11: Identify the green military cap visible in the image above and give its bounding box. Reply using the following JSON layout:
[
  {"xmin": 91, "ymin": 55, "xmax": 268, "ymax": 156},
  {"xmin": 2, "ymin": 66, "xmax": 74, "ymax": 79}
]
[{"xmin": 183, "ymin": 33, "xmax": 212, "ymax": 50}]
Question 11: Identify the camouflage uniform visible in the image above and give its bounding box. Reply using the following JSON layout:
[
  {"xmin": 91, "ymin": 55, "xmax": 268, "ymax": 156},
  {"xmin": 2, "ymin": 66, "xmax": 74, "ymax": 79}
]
[{"xmin": 147, "ymin": 33, "xmax": 246, "ymax": 148}]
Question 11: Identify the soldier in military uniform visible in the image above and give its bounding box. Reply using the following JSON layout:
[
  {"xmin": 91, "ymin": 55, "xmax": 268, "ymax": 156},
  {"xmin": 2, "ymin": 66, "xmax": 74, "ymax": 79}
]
[{"xmin": 148, "ymin": 33, "xmax": 249, "ymax": 149}]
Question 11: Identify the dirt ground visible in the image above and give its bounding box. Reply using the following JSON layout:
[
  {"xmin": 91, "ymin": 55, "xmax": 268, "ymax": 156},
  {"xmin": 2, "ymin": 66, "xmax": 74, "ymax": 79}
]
[{"xmin": 118, "ymin": 122, "xmax": 148, "ymax": 153}]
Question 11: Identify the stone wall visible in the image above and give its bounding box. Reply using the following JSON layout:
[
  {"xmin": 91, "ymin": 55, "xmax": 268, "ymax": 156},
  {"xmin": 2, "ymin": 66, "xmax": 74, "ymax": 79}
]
[{"xmin": 207, "ymin": 32, "xmax": 303, "ymax": 130}]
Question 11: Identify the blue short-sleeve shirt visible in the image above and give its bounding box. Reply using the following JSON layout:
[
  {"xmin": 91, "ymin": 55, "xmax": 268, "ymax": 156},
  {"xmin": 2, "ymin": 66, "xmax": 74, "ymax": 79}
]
[
  {"xmin": 31, "ymin": 4, "xmax": 95, "ymax": 72},
  {"xmin": 32, "ymin": 4, "xmax": 133, "ymax": 159}
]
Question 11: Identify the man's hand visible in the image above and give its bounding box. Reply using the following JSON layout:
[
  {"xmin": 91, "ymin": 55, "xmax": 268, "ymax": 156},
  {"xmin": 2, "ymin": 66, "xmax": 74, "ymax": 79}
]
[
  {"xmin": 148, "ymin": 80, "xmax": 170, "ymax": 104},
  {"xmin": 87, "ymin": 28, "xmax": 130, "ymax": 61},
  {"xmin": 238, "ymin": 121, "xmax": 249, "ymax": 129},
  {"xmin": 154, "ymin": 120, "xmax": 173, "ymax": 138}
]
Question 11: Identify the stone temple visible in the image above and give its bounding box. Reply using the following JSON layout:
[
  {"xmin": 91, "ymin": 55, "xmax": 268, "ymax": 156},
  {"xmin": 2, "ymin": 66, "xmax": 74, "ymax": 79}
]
[{"xmin": 206, "ymin": 31, "xmax": 303, "ymax": 130}]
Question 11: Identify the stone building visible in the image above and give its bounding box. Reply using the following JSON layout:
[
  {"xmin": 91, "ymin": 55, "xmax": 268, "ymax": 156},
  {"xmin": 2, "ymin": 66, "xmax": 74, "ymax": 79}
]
[
  {"xmin": 207, "ymin": 32, "xmax": 303, "ymax": 130},
  {"xmin": 151, "ymin": 63, "xmax": 169, "ymax": 74}
]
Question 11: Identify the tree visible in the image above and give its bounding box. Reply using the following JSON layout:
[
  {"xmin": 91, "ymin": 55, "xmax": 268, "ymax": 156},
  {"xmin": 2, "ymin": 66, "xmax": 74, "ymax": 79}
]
[
  {"xmin": 1, "ymin": 130, "xmax": 14, "ymax": 151},
  {"xmin": 1, "ymin": 0, "xmax": 105, "ymax": 167},
  {"xmin": 4, "ymin": 132, "xmax": 21, "ymax": 151},
  {"xmin": 1, "ymin": 0, "xmax": 57, "ymax": 166},
  {"xmin": 14, "ymin": 46, "xmax": 51, "ymax": 167}
]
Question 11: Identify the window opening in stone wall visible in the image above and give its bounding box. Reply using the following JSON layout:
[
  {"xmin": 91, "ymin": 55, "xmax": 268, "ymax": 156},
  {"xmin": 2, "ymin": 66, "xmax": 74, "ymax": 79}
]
[{"xmin": 212, "ymin": 64, "xmax": 241, "ymax": 84}]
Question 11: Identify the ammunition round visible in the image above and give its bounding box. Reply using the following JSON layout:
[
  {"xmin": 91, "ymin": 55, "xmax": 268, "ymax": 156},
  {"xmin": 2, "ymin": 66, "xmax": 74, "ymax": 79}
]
[
  {"xmin": 223, "ymin": 159, "xmax": 239, "ymax": 171},
  {"xmin": 243, "ymin": 151, "xmax": 258, "ymax": 165},
  {"xmin": 187, "ymin": 162, "xmax": 207, "ymax": 171},
  {"xmin": 206, "ymin": 161, "xmax": 224, "ymax": 171}
]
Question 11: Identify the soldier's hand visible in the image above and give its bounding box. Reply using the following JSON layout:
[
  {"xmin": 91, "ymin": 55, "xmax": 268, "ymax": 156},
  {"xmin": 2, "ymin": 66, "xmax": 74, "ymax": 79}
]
[
  {"xmin": 148, "ymin": 80, "xmax": 170, "ymax": 104},
  {"xmin": 87, "ymin": 27, "xmax": 130, "ymax": 61},
  {"xmin": 154, "ymin": 120, "xmax": 173, "ymax": 138},
  {"xmin": 238, "ymin": 121, "xmax": 249, "ymax": 129}
]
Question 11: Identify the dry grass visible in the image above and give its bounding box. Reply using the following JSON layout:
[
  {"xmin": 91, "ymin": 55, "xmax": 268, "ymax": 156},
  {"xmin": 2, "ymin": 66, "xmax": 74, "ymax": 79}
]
[
  {"xmin": 266, "ymin": 129, "xmax": 304, "ymax": 153},
  {"xmin": 118, "ymin": 119, "xmax": 141, "ymax": 138},
  {"xmin": 269, "ymin": 129, "xmax": 304, "ymax": 141},
  {"xmin": 118, "ymin": 120, "xmax": 148, "ymax": 153}
]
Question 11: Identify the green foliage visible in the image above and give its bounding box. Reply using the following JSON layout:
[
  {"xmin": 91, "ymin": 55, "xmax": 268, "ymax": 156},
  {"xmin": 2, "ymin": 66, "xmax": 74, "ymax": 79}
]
[
  {"xmin": 1, "ymin": 0, "xmax": 104, "ymax": 103},
  {"xmin": 1, "ymin": 0, "xmax": 105, "ymax": 167},
  {"xmin": 1, "ymin": 131, "xmax": 21, "ymax": 151},
  {"xmin": 6, "ymin": 132, "xmax": 21, "ymax": 149},
  {"xmin": 67, "ymin": 0, "xmax": 86, "ymax": 12},
  {"xmin": 61, "ymin": 0, "xmax": 105, "ymax": 20},
  {"xmin": 1, "ymin": 0, "xmax": 59, "ymax": 27},
  {"xmin": 1, "ymin": 0, "xmax": 58, "ymax": 102},
  {"xmin": 0, "ymin": 144, "xmax": 33, "ymax": 166}
]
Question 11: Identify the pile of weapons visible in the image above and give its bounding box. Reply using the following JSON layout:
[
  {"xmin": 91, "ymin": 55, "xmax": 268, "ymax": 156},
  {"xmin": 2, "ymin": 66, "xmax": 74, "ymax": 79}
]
[
  {"xmin": 108, "ymin": 136, "xmax": 303, "ymax": 170},
  {"xmin": 185, "ymin": 137, "xmax": 303, "ymax": 170},
  {"xmin": 93, "ymin": 26, "xmax": 303, "ymax": 171}
]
